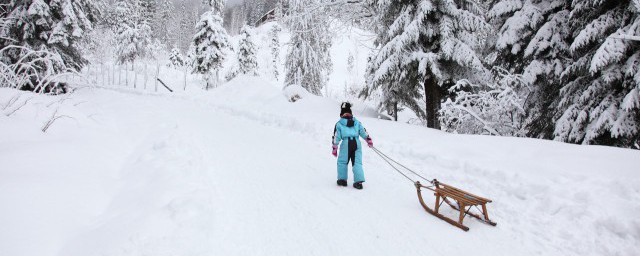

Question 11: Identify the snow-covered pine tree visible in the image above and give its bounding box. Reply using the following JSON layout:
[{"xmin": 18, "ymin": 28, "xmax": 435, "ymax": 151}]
[
  {"xmin": 238, "ymin": 25, "xmax": 258, "ymax": 75},
  {"xmin": 520, "ymin": 2, "xmax": 571, "ymax": 138},
  {"xmin": 176, "ymin": 2, "xmax": 193, "ymax": 53},
  {"xmin": 155, "ymin": 0, "xmax": 174, "ymax": 43},
  {"xmin": 554, "ymin": 0, "xmax": 640, "ymax": 147},
  {"xmin": 487, "ymin": 0, "xmax": 545, "ymax": 72},
  {"xmin": 114, "ymin": 0, "xmax": 152, "ymax": 65},
  {"xmin": 0, "ymin": 0, "xmax": 99, "ymax": 71},
  {"xmin": 189, "ymin": 0, "xmax": 230, "ymax": 89},
  {"xmin": 284, "ymin": 0, "xmax": 333, "ymax": 96},
  {"xmin": 486, "ymin": 0, "xmax": 571, "ymax": 138},
  {"xmin": 270, "ymin": 24, "xmax": 281, "ymax": 80},
  {"xmin": 138, "ymin": 0, "xmax": 157, "ymax": 26},
  {"xmin": 363, "ymin": 0, "xmax": 491, "ymax": 127},
  {"xmin": 169, "ymin": 46, "xmax": 185, "ymax": 67}
]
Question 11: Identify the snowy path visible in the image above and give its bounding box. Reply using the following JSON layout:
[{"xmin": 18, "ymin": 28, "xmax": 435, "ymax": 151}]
[{"xmin": 1, "ymin": 82, "xmax": 639, "ymax": 256}]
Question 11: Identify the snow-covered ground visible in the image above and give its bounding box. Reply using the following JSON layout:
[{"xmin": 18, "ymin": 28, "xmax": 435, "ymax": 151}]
[{"xmin": 1, "ymin": 75, "xmax": 639, "ymax": 256}]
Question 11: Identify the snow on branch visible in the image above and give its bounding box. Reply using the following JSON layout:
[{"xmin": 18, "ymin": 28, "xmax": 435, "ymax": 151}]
[
  {"xmin": 439, "ymin": 68, "xmax": 528, "ymax": 136},
  {"xmin": 0, "ymin": 45, "xmax": 76, "ymax": 94}
]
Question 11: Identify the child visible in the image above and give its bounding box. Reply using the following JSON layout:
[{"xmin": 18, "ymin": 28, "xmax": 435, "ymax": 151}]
[{"xmin": 331, "ymin": 102, "xmax": 373, "ymax": 189}]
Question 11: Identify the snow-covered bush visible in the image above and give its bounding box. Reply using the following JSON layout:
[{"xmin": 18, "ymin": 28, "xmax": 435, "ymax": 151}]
[
  {"xmin": 168, "ymin": 46, "xmax": 185, "ymax": 68},
  {"xmin": 0, "ymin": 45, "xmax": 73, "ymax": 94},
  {"xmin": 283, "ymin": 84, "xmax": 310, "ymax": 102},
  {"xmin": 440, "ymin": 68, "xmax": 528, "ymax": 136}
]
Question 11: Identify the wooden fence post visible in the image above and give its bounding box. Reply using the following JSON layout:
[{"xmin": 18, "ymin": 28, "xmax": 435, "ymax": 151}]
[
  {"xmin": 133, "ymin": 61, "xmax": 137, "ymax": 89},
  {"xmin": 125, "ymin": 63, "xmax": 129, "ymax": 87},
  {"xmin": 184, "ymin": 66, "xmax": 188, "ymax": 90},
  {"xmin": 144, "ymin": 62, "xmax": 148, "ymax": 90},
  {"xmin": 155, "ymin": 63, "xmax": 160, "ymax": 92},
  {"xmin": 118, "ymin": 64, "xmax": 122, "ymax": 86}
]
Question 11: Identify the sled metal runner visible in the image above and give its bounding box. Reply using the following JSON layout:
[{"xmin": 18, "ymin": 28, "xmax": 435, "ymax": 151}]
[{"xmin": 415, "ymin": 179, "xmax": 496, "ymax": 231}]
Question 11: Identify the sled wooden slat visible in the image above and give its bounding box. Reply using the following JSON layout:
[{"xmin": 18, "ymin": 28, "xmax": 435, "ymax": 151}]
[
  {"xmin": 415, "ymin": 180, "xmax": 496, "ymax": 231},
  {"xmin": 439, "ymin": 182, "xmax": 492, "ymax": 203},
  {"xmin": 436, "ymin": 186, "xmax": 483, "ymax": 205}
]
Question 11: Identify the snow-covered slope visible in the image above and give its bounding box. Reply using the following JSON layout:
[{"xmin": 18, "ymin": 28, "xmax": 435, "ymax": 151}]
[{"xmin": 1, "ymin": 76, "xmax": 638, "ymax": 256}]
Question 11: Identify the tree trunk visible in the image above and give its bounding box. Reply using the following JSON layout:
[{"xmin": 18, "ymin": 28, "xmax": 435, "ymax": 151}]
[
  {"xmin": 424, "ymin": 77, "xmax": 441, "ymax": 129},
  {"xmin": 393, "ymin": 101, "xmax": 398, "ymax": 122}
]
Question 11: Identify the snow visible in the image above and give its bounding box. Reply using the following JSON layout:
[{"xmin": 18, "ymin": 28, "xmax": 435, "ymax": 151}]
[{"xmin": 1, "ymin": 75, "xmax": 640, "ymax": 256}]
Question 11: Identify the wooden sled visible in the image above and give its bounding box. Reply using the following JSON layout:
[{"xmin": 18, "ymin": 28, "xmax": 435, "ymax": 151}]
[{"xmin": 415, "ymin": 179, "xmax": 496, "ymax": 231}]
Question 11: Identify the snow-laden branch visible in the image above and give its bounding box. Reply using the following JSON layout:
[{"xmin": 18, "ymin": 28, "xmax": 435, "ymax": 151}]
[
  {"xmin": 439, "ymin": 68, "xmax": 528, "ymax": 136},
  {"xmin": 0, "ymin": 45, "xmax": 77, "ymax": 93}
]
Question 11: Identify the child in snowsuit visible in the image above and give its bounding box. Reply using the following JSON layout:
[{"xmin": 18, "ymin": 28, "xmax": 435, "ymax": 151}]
[{"xmin": 332, "ymin": 102, "xmax": 373, "ymax": 190}]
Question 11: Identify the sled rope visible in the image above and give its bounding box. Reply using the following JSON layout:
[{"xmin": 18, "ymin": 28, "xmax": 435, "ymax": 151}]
[{"xmin": 371, "ymin": 146, "xmax": 433, "ymax": 184}]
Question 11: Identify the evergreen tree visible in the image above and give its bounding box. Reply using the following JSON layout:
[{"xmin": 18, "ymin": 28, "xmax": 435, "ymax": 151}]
[
  {"xmin": 156, "ymin": 0, "xmax": 174, "ymax": 43},
  {"xmin": 487, "ymin": 0, "xmax": 572, "ymax": 137},
  {"xmin": 237, "ymin": 25, "xmax": 258, "ymax": 75},
  {"xmin": 189, "ymin": 0, "xmax": 230, "ymax": 89},
  {"xmin": 284, "ymin": 0, "xmax": 333, "ymax": 96},
  {"xmin": 554, "ymin": 0, "xmax": 640, "ymax": 147},
  {"xmin": 177, "ymin": 2, "xmax": 192, "ymax": 53},
  {"xmin": 168, "ymin": 46, "xmax": 185, "ymax": 67},
  {"xmin": 114, "ymin": 0, "xmax": 151, "ymax": 64},
  {"xmin": 363, "ymin": 0, "xmax": 491, "ymax": 127},
  {"xmin": 270, "ymin": 24, "xmax": 282, "ymax": 80},
  {"xmin": 0, "ymin": 0, "xmax": 100, "ymax": 71},
  {"xmin": 138, "ymin": 0, "xmax": 157, "ymax": 25}
]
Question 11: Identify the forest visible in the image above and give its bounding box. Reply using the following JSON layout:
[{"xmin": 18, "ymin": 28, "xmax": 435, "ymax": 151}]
[{"xmin": 1, "ymin": 0, "xmax": 639, "ymax": 149}]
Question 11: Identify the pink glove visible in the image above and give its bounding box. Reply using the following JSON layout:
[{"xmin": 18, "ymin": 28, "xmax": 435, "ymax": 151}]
[
  {"xmin": 366, "ymin": 137, "xmax": 373, "ymax": 148},
  {"xmin": 332, "ymin": 144, "xmax": 338, "ymax": 157}
]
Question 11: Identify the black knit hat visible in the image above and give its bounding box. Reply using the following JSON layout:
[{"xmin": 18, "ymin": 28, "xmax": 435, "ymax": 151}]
[{"xmin": 340, "ymin": 102, "xmax": 352, "ymax": 116}]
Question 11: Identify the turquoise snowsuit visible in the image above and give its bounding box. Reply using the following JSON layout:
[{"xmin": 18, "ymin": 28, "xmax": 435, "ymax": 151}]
[{"xmin": 333, "ymin": 117, "xmax": 370, "ymax": 183}]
